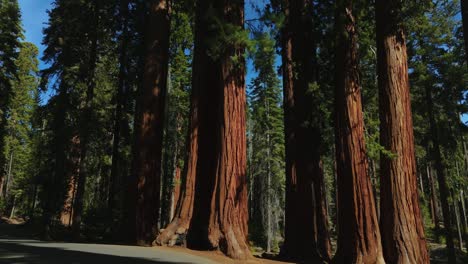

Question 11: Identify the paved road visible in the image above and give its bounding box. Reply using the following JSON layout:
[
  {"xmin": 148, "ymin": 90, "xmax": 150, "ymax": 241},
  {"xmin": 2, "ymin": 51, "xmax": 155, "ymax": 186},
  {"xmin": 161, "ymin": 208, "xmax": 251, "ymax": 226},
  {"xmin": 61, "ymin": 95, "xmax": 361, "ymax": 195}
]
[{"xmin": 0, "ymin": 225, "xmax": 217, "ymax": 264}]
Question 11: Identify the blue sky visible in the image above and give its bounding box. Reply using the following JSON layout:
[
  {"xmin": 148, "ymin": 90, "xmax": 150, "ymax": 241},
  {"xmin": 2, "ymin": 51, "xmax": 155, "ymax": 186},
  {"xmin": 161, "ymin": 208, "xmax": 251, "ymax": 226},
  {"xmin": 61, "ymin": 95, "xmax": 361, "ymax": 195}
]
[
  {"xmin": 18, "ymin": 0, "xmax": 53, "ymax": 70},
  {"xmin": 16, "ymin": 0, "xmax": 468, "ymax": 124},
  {"xmin": 17, "ymin": 0, "xmax": 263, "ymax": 76}
]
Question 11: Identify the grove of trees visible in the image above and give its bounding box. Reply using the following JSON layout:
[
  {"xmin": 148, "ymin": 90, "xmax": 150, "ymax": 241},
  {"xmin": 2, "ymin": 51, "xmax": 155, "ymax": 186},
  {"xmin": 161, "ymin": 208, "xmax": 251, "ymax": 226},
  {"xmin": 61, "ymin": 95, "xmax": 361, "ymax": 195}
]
[{"xmin": 0, "ymin": 0, "xmax": 467, "ymax": 263}]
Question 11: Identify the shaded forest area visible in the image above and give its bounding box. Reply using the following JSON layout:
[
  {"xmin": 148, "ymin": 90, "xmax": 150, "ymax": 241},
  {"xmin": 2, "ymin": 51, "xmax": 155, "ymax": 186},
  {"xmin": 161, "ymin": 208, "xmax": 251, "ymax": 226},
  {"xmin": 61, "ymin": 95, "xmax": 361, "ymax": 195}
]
[{"xmin": 0, "ymin": 0, "xmax": 467, "ymax": 263}]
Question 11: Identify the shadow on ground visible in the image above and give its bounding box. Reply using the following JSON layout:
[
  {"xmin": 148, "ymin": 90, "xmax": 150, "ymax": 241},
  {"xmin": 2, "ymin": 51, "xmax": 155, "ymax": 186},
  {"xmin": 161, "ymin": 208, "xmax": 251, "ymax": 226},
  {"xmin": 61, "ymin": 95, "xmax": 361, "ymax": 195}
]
[
  {"xmin": 0, "ymin": 240, "xmax": 195, "ymax": 264},
  {"xmin": 429, "ymin": 244, "xmax": 468, "ymax": 264},
  {"xmin": 0, "ymin": 221, "xmax": 213, "ymax": 264}
]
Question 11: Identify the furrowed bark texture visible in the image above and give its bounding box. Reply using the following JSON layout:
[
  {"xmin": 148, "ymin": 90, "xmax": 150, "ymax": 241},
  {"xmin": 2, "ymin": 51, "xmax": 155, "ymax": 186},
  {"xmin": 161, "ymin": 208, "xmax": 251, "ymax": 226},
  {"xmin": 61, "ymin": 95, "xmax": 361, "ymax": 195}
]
[
  {"xmin": 60, "ymin": 135, "xmax": 81, "ymax": 227},
  {"xmin": 131, "ymin": 0, "xmax": 170, "ymax": 245},
  {"xmin": 155, "ymin": 68, "xmax": 200, "ymax": 246},
  {"xmin": 279, "ymin": 0, "xmax": 331, "ymax": 261},
  {"xmin": 376, "ymin": 1, "xmax": 429, "ymax": 263},
  {"xmin": 333, "ymin": 1, "xmax": 384, "ymax": 263},
  {"xmin": 186, "ymin": 0, "xmax": 250, "ymax": 260}
]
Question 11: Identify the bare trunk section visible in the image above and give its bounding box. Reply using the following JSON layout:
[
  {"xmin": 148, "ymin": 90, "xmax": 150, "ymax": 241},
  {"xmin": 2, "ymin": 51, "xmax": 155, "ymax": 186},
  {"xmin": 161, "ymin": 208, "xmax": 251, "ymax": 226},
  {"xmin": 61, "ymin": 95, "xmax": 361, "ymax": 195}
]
[
  {"xmin": 129, "ymin": 0, "xmax": 170, "ymax": 246},
  {"xmin": 453, "ymin": 190, "xmax": 464, "ymax": 250},
  {"xmin": 428, "ymin": 164, "xmax": 440, "ymax": 229},
  {"xmin": 186, "ymin": 0, "xmax": 250, "ymax": 260},
  {"xmin": 155, "ymin": 68, "xmax": 200, "ymax": 246},
  {"xmin": 459, "ymin": 189, "xmax": 468, "ymax": 245},
  {"xmin": 171, "ymin": 166, "xmax": 181, "ymax": 219},
  {"xmin": 0, "ymin": 173, "xmax": 4, "ymax": 200},
  {"xmin": 108, "ymin": 0, "xmax": 130, "ymax": 219},
  {"xmin": 60, "ymin": 135, "xmax": 80, "ymax": 227},
  {"xmin": 279, "ymin": 0, "xmax": 331, "ymax": 261},
  {"xmin": 42, "ymin": 83, "xmax": 68, "ymax": 239},
  {"xmin": 71, "ymin": 1, "xmax": 100, "ymax": 237},
  {"xmin": 333, "ymin": 1, "xmax": 384, "ymax": 262},
  {"xmin": 376, "ymin": 1, "xmax": 430, "ymax": 263}
]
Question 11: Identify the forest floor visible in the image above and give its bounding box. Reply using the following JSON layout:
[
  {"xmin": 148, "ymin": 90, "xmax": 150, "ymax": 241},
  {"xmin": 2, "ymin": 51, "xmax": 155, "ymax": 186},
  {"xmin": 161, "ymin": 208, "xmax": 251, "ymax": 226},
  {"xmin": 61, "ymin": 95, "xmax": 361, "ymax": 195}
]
[{"xmin": 0, "ymin": 217, "xmax": 466, "ymax": 263}]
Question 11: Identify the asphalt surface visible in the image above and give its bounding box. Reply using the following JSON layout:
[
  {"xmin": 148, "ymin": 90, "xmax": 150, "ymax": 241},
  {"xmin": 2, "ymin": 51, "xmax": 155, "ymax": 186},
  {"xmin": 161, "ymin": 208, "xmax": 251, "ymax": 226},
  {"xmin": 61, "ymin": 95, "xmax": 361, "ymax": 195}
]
[{"xmin": 0, "ymin": 224, "xmax": 217, "ymax": 264}]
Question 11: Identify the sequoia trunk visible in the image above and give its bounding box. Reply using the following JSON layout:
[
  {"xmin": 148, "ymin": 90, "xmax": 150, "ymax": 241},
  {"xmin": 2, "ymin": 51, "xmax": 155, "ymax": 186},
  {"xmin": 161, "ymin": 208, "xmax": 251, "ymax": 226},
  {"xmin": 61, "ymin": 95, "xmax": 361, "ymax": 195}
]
[
  {"xmin": 376, "ymin": 1, "xmax": 430, "ymax": 263},
  {"xmin": 130, "ymin": 0, "xmax": 170, "ymax": 245},
  {"xmin": 186, "ymin": 0, "xmax": 250, "ymax": 260},
  {"xmin": 60, "ymin": 135, "xmax": 81, "ymax": 227},
  {"xmin": 155, "ymin": 63, "xmax": 200, "ymax": 246},
  {"xmin": 279, "ymin": 0, "xmax": 331, "ymax": 261},
  {"xmin": 333, "ymin": 1, "xmax": 384, "ymax": 262}
]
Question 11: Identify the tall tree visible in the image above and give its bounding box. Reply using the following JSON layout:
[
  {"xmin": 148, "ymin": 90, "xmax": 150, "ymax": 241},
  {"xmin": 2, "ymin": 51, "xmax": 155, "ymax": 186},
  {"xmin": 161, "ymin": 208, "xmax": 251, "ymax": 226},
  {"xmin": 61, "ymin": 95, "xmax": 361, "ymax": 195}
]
[
  {"xmin": 0, "ymin": 0, "xmax": 22, "ymax": 202},
  {"xmin": 159, "ymin": 0, "xmax": 192, "ymax": 229},
  {"xmin": 186, "ymin": 0, "xmax": 251, "ymax": 259},
  {"xmin": 129, "ymin": 0, "xmax": 170, "ymax": 245},
  {"xmin": 333, "ymin": 1, "xmax": 384, "ymax": 262},
  {"xmin": 275, "ymin": 0, "xmax": 331, "ymax": 260},
  {"xmin": 108, "ymin": 0, "xmax": 131, "ymax": 221},
  {"xmin": 0, "ymin": 42, "xmax": 39, "ymax": 217},
  {"xmin": 249, "ymin": 32, "xmax": 285, "ymax": 253},
  {"xmin": 71, "ymin": 0, "xmax": 101, "ymax": 237},
  {"xmin": 376, "ymin": 0, "xmax": 430, "ymax": 263},
  {"xmin": 407, "ymin": 1, "xmax": 467, "ymax": 261}
]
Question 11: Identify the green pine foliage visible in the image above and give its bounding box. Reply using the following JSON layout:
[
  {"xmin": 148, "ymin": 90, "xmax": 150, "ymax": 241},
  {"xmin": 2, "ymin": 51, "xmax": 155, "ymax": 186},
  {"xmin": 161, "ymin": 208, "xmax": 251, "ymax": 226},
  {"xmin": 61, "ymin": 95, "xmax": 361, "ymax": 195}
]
[
  {"xmin": 0, "ymin": 0, "xmax": 22, "ymax": 206},
  {"xmin": 248, "ymin": 31, "xmax": 285, "ymax": 252},
  {"xmin": 0, "ymin": 42, "xmax": 40, "ymax": 216},
  {"xmin": 0, "ymin": 1, "xmax": 466, "ymax": 259},
  {"xmin": 160, "ymin": 0, "xmax": 193, "ymax": 228}
]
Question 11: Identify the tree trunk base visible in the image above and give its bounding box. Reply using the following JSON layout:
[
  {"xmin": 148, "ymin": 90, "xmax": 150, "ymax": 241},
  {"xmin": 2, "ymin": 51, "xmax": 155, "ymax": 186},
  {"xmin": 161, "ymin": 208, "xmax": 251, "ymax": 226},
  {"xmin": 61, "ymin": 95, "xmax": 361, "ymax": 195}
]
[
  {"xmin": 212, "ymin": 225, "xmax": 251, "ymax": 260},
  {"xmin": 154, "ymin": 217, "xmax": 189, "ymax": 247}
]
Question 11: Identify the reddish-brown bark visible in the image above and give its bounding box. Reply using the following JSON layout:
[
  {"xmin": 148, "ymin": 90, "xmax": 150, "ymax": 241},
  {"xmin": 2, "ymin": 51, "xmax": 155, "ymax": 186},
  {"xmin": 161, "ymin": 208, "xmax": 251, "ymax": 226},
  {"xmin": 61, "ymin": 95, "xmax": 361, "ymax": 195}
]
[
  {"xmin": 185, "ymin": 0, "xmax": 250, "ymax": 260},
  {"xmin": 60, "ymin": 135, "xmax": 81, "ymax": 227},
  {"xmin": 0, "ymin": 177, "xmax": 4, "ymax": 199},
  {"xmin": 130, "ymin": 0, "xmax": 170, "ymax": 246},
  {"xmin": 376, "ymin": 1, "xmax": 430, "ymax": 263},
  {"xmin": 333, "ymin": 2, "xmax": 384, "ymax": 263},
  {"xmin": 278, "ymin": 0, "xmax": 331, "ymax": 261},
  {"xmin": 155, "ymin": 71, "xmax": 200, "ymax": 246},
  {"xmin": 60, "ymin": 174, "xmax": 76, "ymax": 227},
  {"xmin": 173, "ymin": 167, "xmax": 181, "ymax": 214}
]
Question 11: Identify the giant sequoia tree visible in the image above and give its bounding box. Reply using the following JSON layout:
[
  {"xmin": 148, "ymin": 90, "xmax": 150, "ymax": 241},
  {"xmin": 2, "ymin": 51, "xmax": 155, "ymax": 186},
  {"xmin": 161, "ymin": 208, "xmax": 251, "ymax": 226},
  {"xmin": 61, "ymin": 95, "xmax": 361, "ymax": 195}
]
[
  {"xmin": 185, "ymin": 0, "xmax": 250, "ymax": 260},
  {"xmin": 129, "ymin": 0, "xmax": 170, "ymax": 245},
  {"xmin": 277, "ymin": 0, "xmax": 331, "ymax": 260},
  {"xmin": 155, "ymin": 1, "xmax": 195, "ymax": 246},
  {"xmin": 376, "ymin": 0, "xmax": 429, "ymax": 263},
  {"xmin": 333, "ymin": 1, "xmax": 384, "ymax": 262}
]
